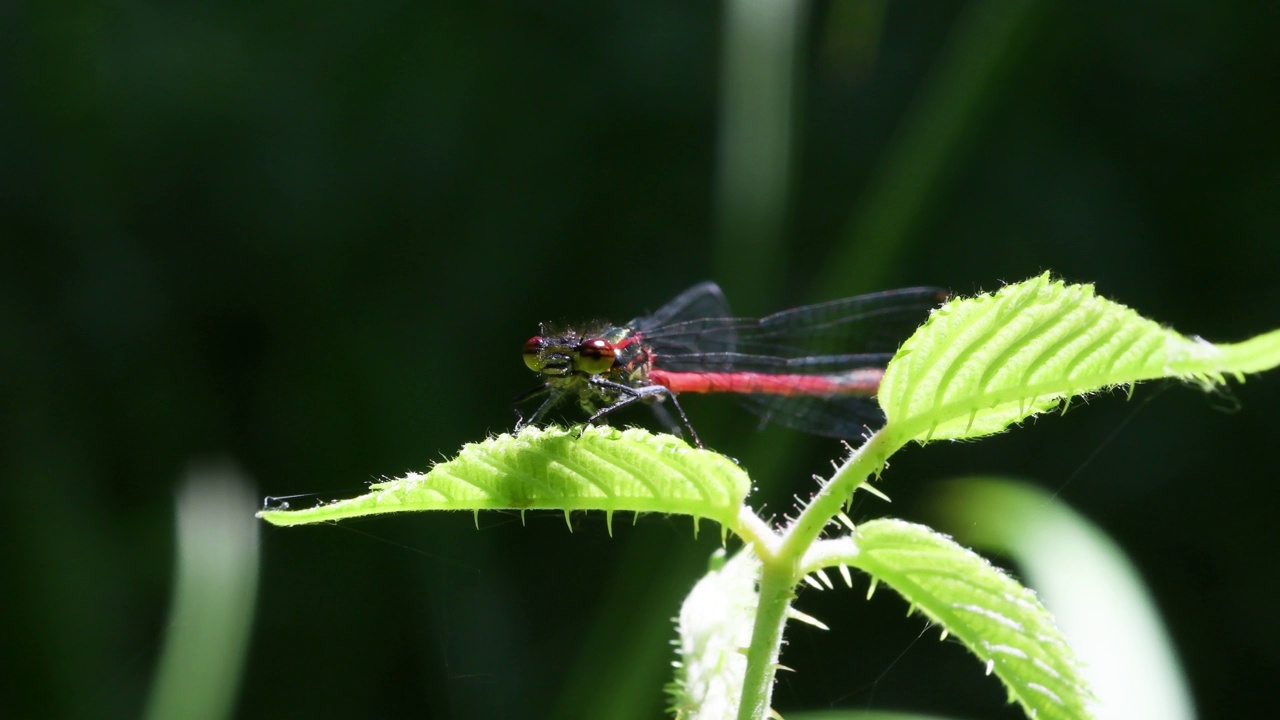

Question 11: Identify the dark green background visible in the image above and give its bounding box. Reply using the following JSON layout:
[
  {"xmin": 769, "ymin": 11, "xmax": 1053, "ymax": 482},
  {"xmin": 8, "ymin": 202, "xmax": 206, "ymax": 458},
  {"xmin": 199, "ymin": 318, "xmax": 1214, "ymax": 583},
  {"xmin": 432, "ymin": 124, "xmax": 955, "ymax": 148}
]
[{"xmin": 4, "ymin": 1, "xmax": 1277, "ymax": 718}]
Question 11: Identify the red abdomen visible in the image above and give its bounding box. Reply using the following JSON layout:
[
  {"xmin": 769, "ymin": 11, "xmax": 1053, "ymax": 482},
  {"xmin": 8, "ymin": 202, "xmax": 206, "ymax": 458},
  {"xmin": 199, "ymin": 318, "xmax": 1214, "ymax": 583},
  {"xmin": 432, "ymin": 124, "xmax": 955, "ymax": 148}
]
[{"xmin": 648, "ymin": 368, "xmax": 883, "ymax": 397}]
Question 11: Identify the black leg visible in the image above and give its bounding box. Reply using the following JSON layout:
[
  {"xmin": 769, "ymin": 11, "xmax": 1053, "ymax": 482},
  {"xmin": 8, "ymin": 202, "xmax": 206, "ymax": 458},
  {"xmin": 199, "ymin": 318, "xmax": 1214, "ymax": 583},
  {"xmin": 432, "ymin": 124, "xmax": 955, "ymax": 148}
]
[
  {"xmin": 661, "ymin": 392, "xmax": 702, "ymax": 448},
  {"xmin": 586, "ymin": 379, "xmax": 703, "ymax": 448},
  {"xmin": 582, "ymin": 380, "xmax": 652, "ymax": 424},
  {"xmin": 513, "ymin": 385, "xmax": 554, "ymax": 430},
  {"xmin": 648, "ymin": 401, "xmax": 683, "ymax": 436}
]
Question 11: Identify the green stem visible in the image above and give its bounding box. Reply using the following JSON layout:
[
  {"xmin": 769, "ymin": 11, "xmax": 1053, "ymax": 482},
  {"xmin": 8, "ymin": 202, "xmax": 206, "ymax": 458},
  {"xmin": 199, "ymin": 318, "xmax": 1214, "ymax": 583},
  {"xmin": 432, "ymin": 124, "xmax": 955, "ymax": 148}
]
[
  {"xmin": 735, "ymin": 428, "xmax": 908, "ymax": 718},
  {"xmin": 780, "ymin": 428, "xmax": 901, "ymax": 559},
  {"xmin": 735, "ymin": 505, "xmax": 783, "ymax": 558},
  {"xmin": 735, "ymin": 556, "xmax": 796, "ymax": 720}
]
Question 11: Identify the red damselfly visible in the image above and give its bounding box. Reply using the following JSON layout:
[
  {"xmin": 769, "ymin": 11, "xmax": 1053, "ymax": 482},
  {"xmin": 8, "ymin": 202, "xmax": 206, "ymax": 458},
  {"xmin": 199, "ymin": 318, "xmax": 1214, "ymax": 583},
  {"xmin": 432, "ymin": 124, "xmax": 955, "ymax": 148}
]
[{"xmin": 515, "ymin": 282, "xmax": 947, "ymax": 446}]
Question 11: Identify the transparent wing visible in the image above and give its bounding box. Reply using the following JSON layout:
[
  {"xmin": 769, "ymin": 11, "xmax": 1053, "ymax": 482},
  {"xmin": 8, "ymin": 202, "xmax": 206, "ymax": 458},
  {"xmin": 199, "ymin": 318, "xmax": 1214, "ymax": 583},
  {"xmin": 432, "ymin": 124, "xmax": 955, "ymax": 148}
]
[
  {"xmin": 642, "ymin": 287, "xmax": 947, "ymax": 438},
  {"xmin": 630, "ymin": 282, "xmax": 732, "ymax": 331}
]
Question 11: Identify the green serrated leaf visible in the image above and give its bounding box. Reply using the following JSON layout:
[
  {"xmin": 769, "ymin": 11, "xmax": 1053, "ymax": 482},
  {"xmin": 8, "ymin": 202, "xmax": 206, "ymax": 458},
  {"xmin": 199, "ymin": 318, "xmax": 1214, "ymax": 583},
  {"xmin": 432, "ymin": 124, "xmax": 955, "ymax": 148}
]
[
  {"xmin": 813, "ymin": 519, "xmax": 1093, "ymax": 720},
  {"xmin": 879, "ymin": 272, "xmax": 1280, "ymax": 443},
  {"xmin": 257, "ymin": 425, "xmax": 751, "ymax": 533},
  {"xmin": 926, "ymin": 476, "xmax": 1195, "ymax": 720},
  {"xmin": 669, "ymin": 549, "xmax": 762, "ymax": 720}
]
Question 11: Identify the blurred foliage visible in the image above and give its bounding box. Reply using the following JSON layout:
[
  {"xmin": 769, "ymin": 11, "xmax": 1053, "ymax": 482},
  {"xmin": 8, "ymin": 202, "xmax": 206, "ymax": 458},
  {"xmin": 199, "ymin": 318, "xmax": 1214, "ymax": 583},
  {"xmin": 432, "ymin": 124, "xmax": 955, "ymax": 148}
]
[{"xmin": 2, "ymin": 1, "xmax": 1277, "ymax": 718}]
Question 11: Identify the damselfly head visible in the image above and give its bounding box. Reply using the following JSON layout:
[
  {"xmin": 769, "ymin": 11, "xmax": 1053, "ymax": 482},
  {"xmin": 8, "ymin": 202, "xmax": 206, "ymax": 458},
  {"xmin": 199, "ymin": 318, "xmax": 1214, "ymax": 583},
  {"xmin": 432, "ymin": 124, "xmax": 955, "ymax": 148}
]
[{"xmin": 523, "ymin": 334, "xmax": 617, "ymax": 378}]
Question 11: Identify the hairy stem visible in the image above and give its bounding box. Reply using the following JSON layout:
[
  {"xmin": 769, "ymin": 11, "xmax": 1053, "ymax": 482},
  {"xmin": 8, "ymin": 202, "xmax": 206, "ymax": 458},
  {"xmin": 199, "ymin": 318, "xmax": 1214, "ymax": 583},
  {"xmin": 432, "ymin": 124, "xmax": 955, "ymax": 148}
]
[
  {"xmin": 735, "ymin": 428, "xmax": 908, "ymax": 718},
  {"xmin": 781, "ymin": 428, "xmax": 902, "ymax": 558},
  {"xmin": 736, "ymin": 556, "xmax": 796, "ymax": 720}
]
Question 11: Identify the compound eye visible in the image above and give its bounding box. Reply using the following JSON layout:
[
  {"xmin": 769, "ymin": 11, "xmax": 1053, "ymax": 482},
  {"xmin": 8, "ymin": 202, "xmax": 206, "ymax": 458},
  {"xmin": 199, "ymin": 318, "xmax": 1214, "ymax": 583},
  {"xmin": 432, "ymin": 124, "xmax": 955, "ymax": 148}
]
[
  {"xmin": 522, "ymin": 336, "xmax": 548, "ymax": 372},
  {"xmin": 575, "ymin": 338, "xmax": 616, "ymax": 375}
]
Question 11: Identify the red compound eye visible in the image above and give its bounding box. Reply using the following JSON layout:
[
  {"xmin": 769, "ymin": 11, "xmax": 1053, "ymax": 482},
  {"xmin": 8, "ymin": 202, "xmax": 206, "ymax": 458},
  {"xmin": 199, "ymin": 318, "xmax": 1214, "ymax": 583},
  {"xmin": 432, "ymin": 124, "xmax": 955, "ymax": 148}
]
[
  {"xmin": 522, "ymin": 336, "xmax": 547, "ymax": 372},
  {"xmin": 575, "ymin": 338, "xmax": 616, "ymax": 375}
]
